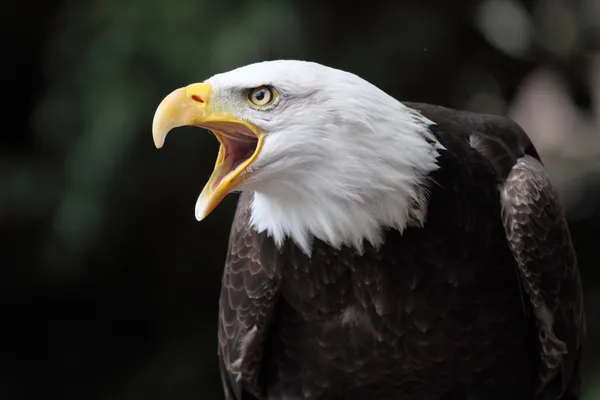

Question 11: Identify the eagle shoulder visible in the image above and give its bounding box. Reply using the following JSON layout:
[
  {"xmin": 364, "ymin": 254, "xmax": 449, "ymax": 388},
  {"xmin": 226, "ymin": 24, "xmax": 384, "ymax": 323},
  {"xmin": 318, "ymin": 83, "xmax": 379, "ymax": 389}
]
[
  {"xmin": 218, "ymin": 192, "xmax": 282, "ymax": 400},
  {"xmin": 409, "ymin": 103, "xmax": 585, "ymax": 398}
]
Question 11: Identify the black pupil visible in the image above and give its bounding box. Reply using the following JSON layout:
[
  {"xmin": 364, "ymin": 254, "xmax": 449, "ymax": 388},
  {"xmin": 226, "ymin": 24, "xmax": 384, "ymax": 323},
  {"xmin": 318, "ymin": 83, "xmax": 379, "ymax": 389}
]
[{"xmin": 255, "ymin": 90, "xmax": 265, "ymax": 101}]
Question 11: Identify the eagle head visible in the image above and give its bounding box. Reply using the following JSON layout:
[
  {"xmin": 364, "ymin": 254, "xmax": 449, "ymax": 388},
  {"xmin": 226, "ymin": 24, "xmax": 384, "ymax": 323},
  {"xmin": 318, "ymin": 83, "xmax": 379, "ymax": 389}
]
[{"xmin": 152, "ymin": 60, "xmax": 443, "ymax": 255}]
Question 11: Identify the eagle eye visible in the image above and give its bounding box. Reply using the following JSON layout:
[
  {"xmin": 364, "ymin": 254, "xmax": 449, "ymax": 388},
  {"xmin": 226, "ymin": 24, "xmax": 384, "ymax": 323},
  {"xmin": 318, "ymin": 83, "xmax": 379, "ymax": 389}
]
[{"xmin": 248, "ymin": 86, "xmax": 275, "ymax": 107}]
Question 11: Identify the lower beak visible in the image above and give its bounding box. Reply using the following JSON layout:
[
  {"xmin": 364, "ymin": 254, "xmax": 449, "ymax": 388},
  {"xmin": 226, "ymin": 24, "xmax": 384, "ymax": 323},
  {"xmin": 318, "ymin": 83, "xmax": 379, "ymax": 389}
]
[{"xmin": 152, "ymin": 83, "xmax": 264, "ymax": 221}]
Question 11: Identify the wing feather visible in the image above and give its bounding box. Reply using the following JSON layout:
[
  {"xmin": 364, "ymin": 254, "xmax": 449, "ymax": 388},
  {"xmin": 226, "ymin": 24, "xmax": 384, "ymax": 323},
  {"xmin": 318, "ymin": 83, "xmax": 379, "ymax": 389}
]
[
  {"xmin": 500, "ymin": 155, "xmax": 585, "ymax": 399},
  {"xmin": 218, "ymin": 192, "xmax": 282, "ymax": 400}
]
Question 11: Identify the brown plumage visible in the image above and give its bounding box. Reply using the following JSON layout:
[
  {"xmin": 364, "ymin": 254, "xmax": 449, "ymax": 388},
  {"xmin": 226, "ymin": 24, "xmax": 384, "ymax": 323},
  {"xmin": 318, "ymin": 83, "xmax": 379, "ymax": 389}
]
[{"xmin": 216, "ymin": 104, "xmax": 585, "ymax": 400}]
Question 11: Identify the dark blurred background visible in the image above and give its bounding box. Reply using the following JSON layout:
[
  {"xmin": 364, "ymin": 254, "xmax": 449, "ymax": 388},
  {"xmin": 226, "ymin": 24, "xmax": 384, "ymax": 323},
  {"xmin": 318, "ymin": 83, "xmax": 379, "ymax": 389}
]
[{"xmin": 2, "ymin": 0, "xmax": 599, "ymax": 399}]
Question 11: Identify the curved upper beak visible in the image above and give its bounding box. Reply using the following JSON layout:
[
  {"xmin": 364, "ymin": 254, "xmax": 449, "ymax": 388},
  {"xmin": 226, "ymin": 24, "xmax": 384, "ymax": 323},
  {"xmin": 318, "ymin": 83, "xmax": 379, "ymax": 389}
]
[
  {"xmin": 152, "ymin": 83, "xmax": 212, "ymax": 149},
  {"xmin": 152, "ymin": 83, "xmax": 264, "ymax": 221}
]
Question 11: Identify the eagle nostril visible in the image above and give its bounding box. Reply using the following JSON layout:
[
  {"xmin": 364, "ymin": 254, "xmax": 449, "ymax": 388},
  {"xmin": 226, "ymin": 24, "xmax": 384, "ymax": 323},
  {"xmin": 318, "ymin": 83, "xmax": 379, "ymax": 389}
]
[{"xmin": 191, "ymin": 94, "xmax": 204, "ymax": 103}]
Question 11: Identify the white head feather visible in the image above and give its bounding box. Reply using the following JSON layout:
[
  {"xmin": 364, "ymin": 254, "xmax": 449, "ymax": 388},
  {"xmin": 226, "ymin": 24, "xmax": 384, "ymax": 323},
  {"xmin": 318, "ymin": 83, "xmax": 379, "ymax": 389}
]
[{"xmin": 204, "ymin": 60, "xmax": 444, "ymax": 256}]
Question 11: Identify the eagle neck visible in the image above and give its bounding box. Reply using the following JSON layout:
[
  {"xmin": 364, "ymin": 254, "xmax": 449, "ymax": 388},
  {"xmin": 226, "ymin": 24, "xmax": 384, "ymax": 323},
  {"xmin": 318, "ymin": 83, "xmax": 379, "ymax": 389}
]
[{"xmin": 248, "ymin": 105, "xmax": 444, "ymax": 257}]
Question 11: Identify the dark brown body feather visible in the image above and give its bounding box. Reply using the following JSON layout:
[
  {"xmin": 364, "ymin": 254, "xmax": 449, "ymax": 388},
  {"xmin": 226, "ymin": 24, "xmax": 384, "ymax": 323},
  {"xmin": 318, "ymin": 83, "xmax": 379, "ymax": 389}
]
[{"xmin": 217, "ymin": 104, "xmax": 585, "ymax": 400}]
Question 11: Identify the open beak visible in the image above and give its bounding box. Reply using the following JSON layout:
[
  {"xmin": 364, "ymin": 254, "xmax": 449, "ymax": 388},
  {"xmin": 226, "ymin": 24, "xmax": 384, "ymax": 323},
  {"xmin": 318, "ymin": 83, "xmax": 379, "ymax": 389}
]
[{"xmin": 152, "ymin": 83, "xmax": 264, "ymax": 221}]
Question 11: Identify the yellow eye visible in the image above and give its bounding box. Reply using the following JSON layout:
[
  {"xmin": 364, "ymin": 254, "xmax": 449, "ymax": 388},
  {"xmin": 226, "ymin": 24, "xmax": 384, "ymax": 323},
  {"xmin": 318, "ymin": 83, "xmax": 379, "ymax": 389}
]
[{"xmin": 248, "ymin": 86, "xmax": 275, "ymax": 107}]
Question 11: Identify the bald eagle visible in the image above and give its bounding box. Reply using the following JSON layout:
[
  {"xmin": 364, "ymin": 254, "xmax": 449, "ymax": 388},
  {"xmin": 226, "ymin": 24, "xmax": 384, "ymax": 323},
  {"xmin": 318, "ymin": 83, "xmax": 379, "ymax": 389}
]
[{"xmin": 152, "ymin": 60, "xmax": 585, "ymax": 400}]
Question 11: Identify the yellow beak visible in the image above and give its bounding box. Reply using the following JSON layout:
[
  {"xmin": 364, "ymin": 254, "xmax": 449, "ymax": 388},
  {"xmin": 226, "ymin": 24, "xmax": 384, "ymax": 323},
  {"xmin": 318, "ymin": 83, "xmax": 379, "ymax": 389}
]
[{"xmin": 152, "ymin": 83, "xmax": 264, "ymax": 221}]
